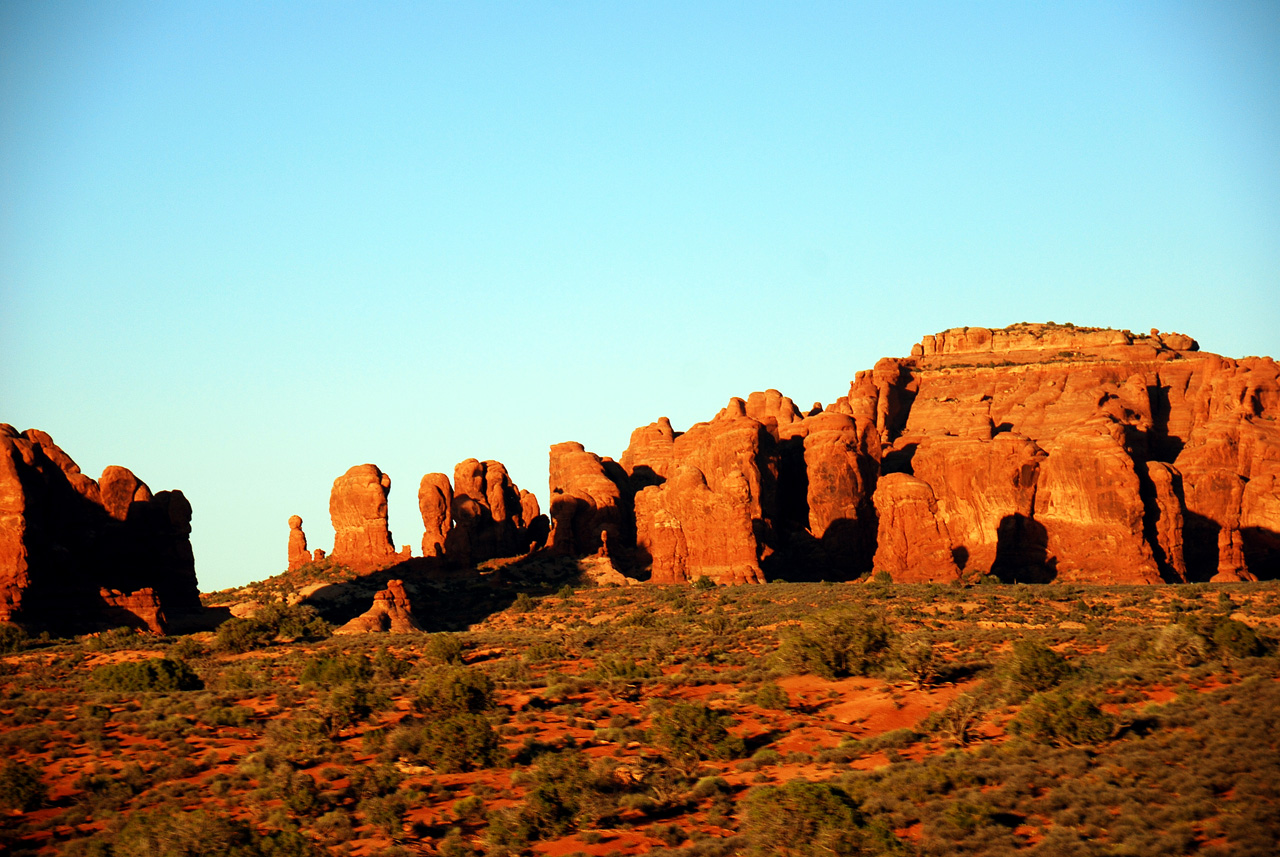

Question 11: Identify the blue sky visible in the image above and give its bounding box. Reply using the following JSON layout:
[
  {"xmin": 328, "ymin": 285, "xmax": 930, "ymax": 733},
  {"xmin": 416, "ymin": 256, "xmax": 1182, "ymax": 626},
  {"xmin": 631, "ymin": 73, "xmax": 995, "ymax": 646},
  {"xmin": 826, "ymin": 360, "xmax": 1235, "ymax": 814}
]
[{"xmin": 3, "ymin": 1, "xmax": 1277, "ymax": 591}]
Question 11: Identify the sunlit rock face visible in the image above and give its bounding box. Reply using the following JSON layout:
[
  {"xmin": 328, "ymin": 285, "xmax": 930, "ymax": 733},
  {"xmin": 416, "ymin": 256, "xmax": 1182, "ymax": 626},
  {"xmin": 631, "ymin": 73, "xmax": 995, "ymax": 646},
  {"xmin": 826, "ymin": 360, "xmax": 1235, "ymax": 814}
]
[
  {"xmin": 329, "ymin": 464, "xmax": 397, "ymax": 572},
  {"xmin": 593, "ymin": 324, "xmax": 1279, "ymax": 585},
  {"xmin": 0, "ymin": 425, "xmax": 200, "ymax": 632}
]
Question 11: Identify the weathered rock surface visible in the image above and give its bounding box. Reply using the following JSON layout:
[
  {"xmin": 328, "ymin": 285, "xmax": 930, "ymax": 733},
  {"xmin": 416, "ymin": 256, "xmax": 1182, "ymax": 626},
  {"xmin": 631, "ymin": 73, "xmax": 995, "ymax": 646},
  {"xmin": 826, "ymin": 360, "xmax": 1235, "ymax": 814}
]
[
  {"xmin": 335, "ymin": 579, "xmax": 422, "ymax": 634},
  {"xmin": 418, "ymin": 473, "xmax": 453, "ymax": 558},
  {"xmin": 547, "ymin": 442, "xmax": 628, "ymax": 557},
  {"xmin": 871, "ymin": 473, "xmax": 961, "ymax": 583},
  {"xmin": 447, "ymin": 459, "xmax": 546, "ymax": 566},
  {"xmin": 329, "ymin": 464, "xmax": 396, "ymax": 572},
  {"xmin": 630, "ymin": 407, "xmax": 774, "ymax": 585},
  {"xmin": 600, "ymin": 323, "xmax": 1278, "ymax": 585},
  {"xmin": 0, "ymin": 425, "xmax": 201, "ymax": 631},
  {"xmin": 287, "ymin": 515, "xmax": 310, "ymax": 571}
]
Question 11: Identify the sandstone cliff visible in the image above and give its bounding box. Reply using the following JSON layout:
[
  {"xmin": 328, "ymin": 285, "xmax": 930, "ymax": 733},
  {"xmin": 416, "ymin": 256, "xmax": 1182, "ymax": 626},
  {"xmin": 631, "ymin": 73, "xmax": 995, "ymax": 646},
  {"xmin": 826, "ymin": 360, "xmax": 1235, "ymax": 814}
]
[{"xmin": 558, "ymin": 324, "xmax": 1278, "ymax": 585}]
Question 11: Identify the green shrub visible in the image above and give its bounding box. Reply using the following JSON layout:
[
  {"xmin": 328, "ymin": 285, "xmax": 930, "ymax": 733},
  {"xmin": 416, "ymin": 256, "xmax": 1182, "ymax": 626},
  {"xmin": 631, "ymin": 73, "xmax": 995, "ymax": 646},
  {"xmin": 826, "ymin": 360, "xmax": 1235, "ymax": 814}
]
[
  {"xmin": 88, "ymin": 658, "xmax": 203, "ymax": 693},
  {"xmin": 1211, "ymin": 618, "xmax": 1264, "ymax": 659},
  {"xmin": 214, "ymin": 617, "xmax": 274, "ymax": 654},
  {"xmin": 896, "ymin": 635, "xmax": 940, "ymax": 689},
  {"xmin": 778, "ymin": 608, "xmax": 893, "ymax": 679},
  {"xmin": 692, "ymin": 576, "xmax": 717, "ymax": 591},
  {"xmin": 1004, "ymin": 639, "xmax": 1072, "ymax": 697},
  {"xmin": 0, "ymin": 759, "xmax": 46, "ymax": 811},
  {"xmin": 422, "ymin": 633, "xmax": 465, "ymax": 665},
  {"xmin": 511, "ymin": 592, "xmax": 537, "ymax": 613},
  {"xmin": 300, "ymin": 652, "xmax": 373, "ymax": 686},
  {"xmin": 0, "ymin": 622, "xmax": 28, "ymax": 654},
  {"xmin": 386, "ymin": 713, "xmax": 500, "ymax": 773},
  {"xmin": 1154, "ymin": 624, "xmax": 1207, "ymax": 668},
  {"xmin": 741, "ymin": 779, "xmax": 895, "ymax": 857},
  {"xmin": 650, "ymin": 702, "xmax": 745, "ymax": 770},
  {"xmin": 1011, "ymin": 690, "xmax": 1115, "ymax": 747},
  {"xmin": 414, "ymin": 665, "xmax": 495, "ymax": 717},
  {"xmin": 753, "ymin": 681, "xmax": 790, "ymax": 710}
]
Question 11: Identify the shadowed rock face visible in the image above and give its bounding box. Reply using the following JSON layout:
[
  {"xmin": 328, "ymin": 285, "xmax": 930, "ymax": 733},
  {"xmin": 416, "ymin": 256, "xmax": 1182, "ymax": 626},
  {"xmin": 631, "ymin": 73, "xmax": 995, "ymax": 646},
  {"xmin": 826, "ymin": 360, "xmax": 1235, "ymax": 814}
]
[
  {"xmin": 329, "ymin": 464, "xmax": 396, "ymax": 572},
  {"xmin": 0, "ymin": 425, "xmax": 200, "ymax": 632},
  {"xmin": 572, "ymin": 324, "xmax": 1280, "ymax": 585}
]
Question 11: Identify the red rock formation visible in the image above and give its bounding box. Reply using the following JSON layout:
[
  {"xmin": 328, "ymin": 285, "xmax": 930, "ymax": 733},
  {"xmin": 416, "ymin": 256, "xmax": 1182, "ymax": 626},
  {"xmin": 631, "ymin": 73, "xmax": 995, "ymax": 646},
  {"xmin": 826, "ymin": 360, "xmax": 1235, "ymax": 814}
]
[
  {"xmin": 335, "ymin": 579, "xmax": 422, "ymax": 634},
  {"xmin": 1035, "ymin": 420, "xmax": 1163, "ymax": 584},
  {"xmin": 871, "ymin": 473, "xmax": 961, "ymax": 583},
  {"xmin": 329, "ymin": 464, "xmax": 396, "ymax": 572},
  {"xmin": 910, "ymin": 433, "xmax": 1045, "ymax": 578},
  {"xmin": 0, "ymin": 425, "xmax": 201, "ymax": 631},
  {"xmin": 547, "ymin": 442, "xmax": 627, "ymax": 557},
  {"xmin": 446, "ymin": 459, "xmax": 544, "ymax": 566},
  {"xmin": 619, "ymin": 417, "xmax": 678, "ymax": 490},
  {"xmin": 631, "ymin": 406, "xmax": 774, "ymax": 585},
  {"xmin": 800, "ymin": 413, "xmax": 881, "ymax": 575},
  {"xmin": 99, "ymin": 587, "xmax": 167, "ymax": 634},
  {"xmin": 418, "ymin": 473, "xmax": 453, "ymax": 558},
  {"xmin": 1142, "ymin": 462, "xmax": 1187, "ymax": 582},
  {"xmin": 287, "ymin": 515, "xmax": 310, "ymax": 571}
]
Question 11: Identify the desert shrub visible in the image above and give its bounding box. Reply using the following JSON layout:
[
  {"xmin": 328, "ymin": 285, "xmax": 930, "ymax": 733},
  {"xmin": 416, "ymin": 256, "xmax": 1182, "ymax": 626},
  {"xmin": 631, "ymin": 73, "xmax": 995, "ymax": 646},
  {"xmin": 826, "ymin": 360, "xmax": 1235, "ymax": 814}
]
[
  {"xmin": 385, "ymin": 713, "xmax": 500, "ymax": 772},
  {"xmin": 753, "ymin": 681, "xmax": 790, "ymax": 710},
  {"xmin": 359, "ymin": 793, "xmax": 408, "ymax": 837},
  {"xmin": 166, "ymin": 636, "xmax": 207, "ymax": 661},
  {"xmin": 650, "ymin": 702, "xmax": 745, "ymax": 769},
  {"xmin": 61, "ymin": 805, "xmax": 320, "ymax": 857},
  {"xmin": 920, "ymin": 693, "xmax": 988, "ymax": 747},
  {"xmin": 1211, "ymin": 618, "xmax": 1264, "ymax": 659},
  {"xmin": 511, "ymin": 592, "xmax": 537, "ymax": 613},
  {"xmin": 413, "ymin": 665, "xmax": 494, "ymax": 717},
  {"xmin": 0, "ymin": 622, "xmax": 28, "ymax": 654},
  {"xmin": 896, "ymin": 635, "xmax": 941, "ymax": 689},
  {"xmin": 741, "ymin": 779, "xmax": 897, "ymax": 857},
  {"xmin": 1154, "ymin": 624, "xmax": 1207, "ymax": 668},
  {"xmin": 1011, "ymin": 690, "xmax": 1115, "ymax": 747},
  {"xmin": 89, "ymin": 658, "xmax": 203, "ymax": 693},
  {"xmin": 254, "ymin": 601, "xmax": 331, "ymax": 641},
  {"xmin": 421, "ymin": 633, "xmax": 465, "ymax": 665},
  {"xmin": 490, "ymin": 749, "xmax": 623, "ymax": 844},
  {"xmin": 0, "ymin": 759, "xmax": 46, "ymax": 811},
  {"xmin": 1004, "ymin": 639, "xmax": 1072, "ymax": 698},
  {"xmin": 692, "ymin": 575, "xmax": 717, "ymax": 591},
  {"xmin": 214, "ymin": 617, "xmax": 275, "ymax": 654},
  {"xmin": 778, "ymin": 608, "xmax": 893, "ymax": 678},
  {"xmin": 300, "ymin": 652, "xmax": 373, "ymax": 686}
]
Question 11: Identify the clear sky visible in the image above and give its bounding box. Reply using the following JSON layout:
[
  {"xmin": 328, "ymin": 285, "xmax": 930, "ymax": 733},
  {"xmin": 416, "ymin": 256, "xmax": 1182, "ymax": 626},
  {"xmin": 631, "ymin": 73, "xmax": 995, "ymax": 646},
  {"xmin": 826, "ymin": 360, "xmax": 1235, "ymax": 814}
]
[{"xmin": 3, "ymin": 1, "xmax": 1277, "ymax": 592}]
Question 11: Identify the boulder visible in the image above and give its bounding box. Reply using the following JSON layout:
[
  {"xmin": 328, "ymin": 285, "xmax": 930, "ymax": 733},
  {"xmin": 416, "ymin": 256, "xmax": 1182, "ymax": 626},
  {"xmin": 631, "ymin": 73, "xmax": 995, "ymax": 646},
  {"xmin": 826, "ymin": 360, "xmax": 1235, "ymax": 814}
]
[{"xmin": 547, "ymin": 442, "xmax": 627, "ymax": 557}]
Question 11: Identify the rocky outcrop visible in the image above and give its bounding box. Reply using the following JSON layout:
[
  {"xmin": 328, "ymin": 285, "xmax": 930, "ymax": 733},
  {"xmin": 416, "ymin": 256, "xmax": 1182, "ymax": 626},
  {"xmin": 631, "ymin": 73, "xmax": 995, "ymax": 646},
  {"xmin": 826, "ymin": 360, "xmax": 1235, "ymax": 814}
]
[
  {"xmin": 0, "ymin": 425, "xmax": 201, "ymax": 631},
  {"xmin": 418, "ymin": 473, "xmax": 453, "ymax": 559},
  {"xmin": 287, "ymin": 515, "xmax": 310, "ymax": 571},
  {"xmin": 447, "ymin": 459, "xmax": 546, "ymax": 566},
  {"xmin": 334, "ymin": 579, "xmax": 422, "ymax": 634},
  {"xmin": 329, "ymin": 464, "xmax": 396, "ymax": 572},
  {"xmin": 596, "ymin": 323, "xmax": 1278, "ymax": 585},
  {"xmin": 99, "ymin": 587, "xmax": 167, "ymax": 634},
  {"xmin": 871, "ymin": 473, "xmax": 961, "ymax": 583},
  {"xmin": 547, "ymin": 442, "xmax": 628, "ymax": 557},
  {"xmin": 631, "ymin": 406, "xmax": 774, "ymax": 585}
]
